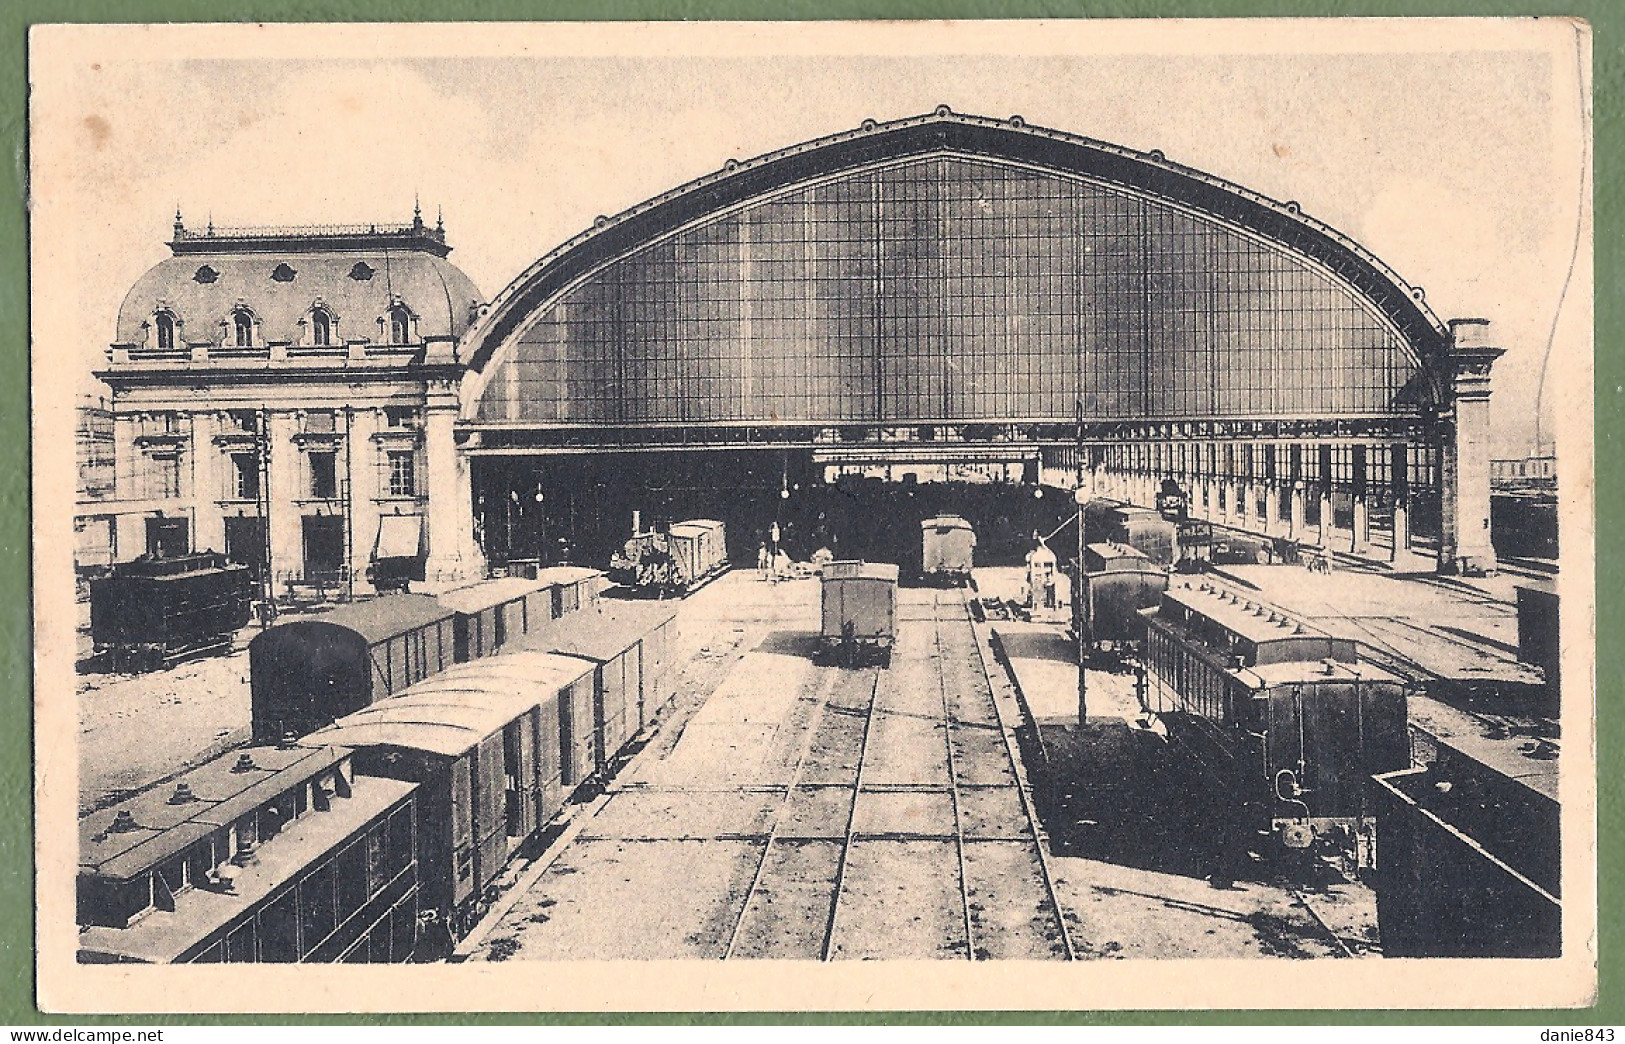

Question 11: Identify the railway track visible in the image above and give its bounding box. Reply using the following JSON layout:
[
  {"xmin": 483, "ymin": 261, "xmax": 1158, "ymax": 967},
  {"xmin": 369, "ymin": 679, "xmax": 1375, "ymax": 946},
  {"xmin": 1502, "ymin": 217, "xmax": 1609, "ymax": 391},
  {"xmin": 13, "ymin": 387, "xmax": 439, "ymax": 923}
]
[{"xmin": 718, "ymin": 584, "xmax": 1075, "ymax": 961}]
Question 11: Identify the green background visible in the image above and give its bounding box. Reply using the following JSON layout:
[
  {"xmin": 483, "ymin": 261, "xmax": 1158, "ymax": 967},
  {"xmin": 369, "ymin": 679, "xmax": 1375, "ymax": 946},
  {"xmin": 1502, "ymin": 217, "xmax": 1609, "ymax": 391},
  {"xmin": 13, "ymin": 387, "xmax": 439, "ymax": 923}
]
[{"xmin": 3, "ymin": 0, "xmax": 1615, "ymax": 1025}]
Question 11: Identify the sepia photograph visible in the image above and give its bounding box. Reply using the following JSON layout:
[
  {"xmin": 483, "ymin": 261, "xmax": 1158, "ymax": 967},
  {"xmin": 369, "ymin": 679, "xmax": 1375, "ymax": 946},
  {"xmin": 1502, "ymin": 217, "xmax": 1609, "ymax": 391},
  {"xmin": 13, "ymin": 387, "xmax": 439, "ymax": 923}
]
[{"xmin": 28, "ymin": 17, "xmax": 1595, "ymax": 1012}]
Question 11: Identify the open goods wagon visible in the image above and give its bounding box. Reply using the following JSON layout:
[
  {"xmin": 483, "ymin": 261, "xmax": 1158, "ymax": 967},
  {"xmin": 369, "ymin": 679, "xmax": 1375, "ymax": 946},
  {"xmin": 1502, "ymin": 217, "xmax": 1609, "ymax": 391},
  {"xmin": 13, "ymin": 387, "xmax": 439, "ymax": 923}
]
[
  {"xmin": 1142, "ymin": 581, "xmax": 1410, "ymax": 863},
  {"xmin": 820, "ymin": 561, "xmax": 899, "ymax": 666},
  {"xmin": 90, "ymin": 552, "xmax": 255, "ymax": 671},
  {"xmin": 920, "ymin": 515, "xmax": 976, "ymax": 584}
]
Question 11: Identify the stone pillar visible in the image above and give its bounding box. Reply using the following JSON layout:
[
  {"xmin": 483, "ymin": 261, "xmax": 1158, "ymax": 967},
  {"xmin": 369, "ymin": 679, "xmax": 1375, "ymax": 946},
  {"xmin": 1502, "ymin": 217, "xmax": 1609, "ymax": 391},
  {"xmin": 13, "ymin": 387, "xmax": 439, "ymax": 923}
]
[
  {"xmin": 265, "ymin": 411, "xmax": 301, "ymax": 592},
  {"xmin": 1290, "ymin": 484, "xmax": 1306, "ymax": 538},
  {"xmin": 1351, "ymin": 496, "xmax": 1369, "ymax": 553},
  {"xmin": 1263, "ymin": 484, "xmax": 1281, "ymax": 538},
  {"xmin": 1438, "ymin": 318, "xmax": 1507, "ymax": 575},
  {"xmin": 189, "ymin": 411, "xmax": 225, "ymax": 555},
  {"xmin": 423, "ymin": 388, "xmax": 479, "ymax": 586},
  {"xmin": 1391, "ymin": 442, "xmax": 1411, "ymax": 562},
  {"xmin": 113, "ymin": 413, "xmax": 142, "ymax": 507},
  {"xmin": 1318, "ymin": 490, "xmax": 1333, "ymax": 547},
  {"xmin": 345, "ymin": 406, "xmax": 381, "ymax": 589},
  {"xmin": 1391, "ymin": 502, "xmax": 1410, "ymax": 562}
]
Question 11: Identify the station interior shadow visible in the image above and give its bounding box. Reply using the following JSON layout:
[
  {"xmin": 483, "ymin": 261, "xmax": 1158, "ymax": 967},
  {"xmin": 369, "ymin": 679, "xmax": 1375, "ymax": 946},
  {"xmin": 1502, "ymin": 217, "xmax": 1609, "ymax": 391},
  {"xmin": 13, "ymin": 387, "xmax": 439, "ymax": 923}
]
[
  {"xmin": 754, "ymin": 629, "xmax": 826, "ymax": 660},
  {"xmin": 1025, "ymin": 718, "xmax": 1255, "ymax": 885}
]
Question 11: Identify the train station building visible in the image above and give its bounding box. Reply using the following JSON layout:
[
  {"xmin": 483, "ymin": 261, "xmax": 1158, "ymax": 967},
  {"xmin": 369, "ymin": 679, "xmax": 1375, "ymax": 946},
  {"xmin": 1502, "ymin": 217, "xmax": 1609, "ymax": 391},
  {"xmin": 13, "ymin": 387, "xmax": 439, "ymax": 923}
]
[
  {"xmin": 90, "ymin": 205, "xmax": 487, "ymax": 598},
  {"xmin": 91, "ymin": 109, "xmax": 1509, "ymax": 593}
]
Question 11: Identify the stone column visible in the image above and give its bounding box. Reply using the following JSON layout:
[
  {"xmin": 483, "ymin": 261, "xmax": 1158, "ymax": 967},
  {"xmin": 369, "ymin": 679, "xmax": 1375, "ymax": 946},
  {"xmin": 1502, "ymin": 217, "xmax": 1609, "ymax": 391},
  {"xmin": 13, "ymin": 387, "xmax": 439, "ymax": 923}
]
[
  {"xmin": 1263, "ymin": 484, "xmax": 1281, "ymax": 538},
  {"xmin": 423, "ymin": 387, "xmax": 479, "ymax": 586},
  {"xmin": 1318, "ymin": 490, "xmax": 1333, "ymax": 547},
  {"xmin": 189, "ymin": 412, "xmax": 225, "ymax": 555},
  {"xmin": 265, "ymin": 411, "xmax": 301, "ymax": 593},
  {"xmin": 1290, "ymin": 484, "xmax": 1306, "ymax": 538},
  {"xmin": 1391, "ymin": 502, "xmax": 1410, "ymax": 562},
  {"xmin": 345, "ymin": 406, "xmax": 381, "ymax": 589},
  {"xmin": 1438, "ymin": 318, "xmax": 1506, "ymax": 575},
  {"xmin": 1391, "ymin": 442, "xmax": 1411, "ymax": 562},
  {"xmin": 1351, "ymin": 496, "xmax": 1369, "ymax": 553}
]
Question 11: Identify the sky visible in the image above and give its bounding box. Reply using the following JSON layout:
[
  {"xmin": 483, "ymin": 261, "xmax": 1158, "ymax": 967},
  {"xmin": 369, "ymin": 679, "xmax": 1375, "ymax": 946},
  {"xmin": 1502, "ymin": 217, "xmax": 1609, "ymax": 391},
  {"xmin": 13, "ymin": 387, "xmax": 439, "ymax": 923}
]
[{"xmin": 39, "ymin": 20, "xmax": 1591, "ymax": 458}]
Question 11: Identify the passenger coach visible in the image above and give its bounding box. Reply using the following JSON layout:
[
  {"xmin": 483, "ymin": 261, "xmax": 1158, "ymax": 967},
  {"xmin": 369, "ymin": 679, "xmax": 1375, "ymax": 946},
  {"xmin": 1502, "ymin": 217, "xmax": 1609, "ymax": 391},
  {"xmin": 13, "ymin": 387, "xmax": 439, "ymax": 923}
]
[{"xmin": 1143, "ymin": 581, "xmax": 1411, "ymax": 862}]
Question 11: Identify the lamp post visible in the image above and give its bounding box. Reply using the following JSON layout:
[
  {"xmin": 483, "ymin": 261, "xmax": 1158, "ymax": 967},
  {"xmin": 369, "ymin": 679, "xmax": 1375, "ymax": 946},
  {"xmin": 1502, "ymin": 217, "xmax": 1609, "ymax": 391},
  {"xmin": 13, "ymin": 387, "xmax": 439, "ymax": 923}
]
[{"xmin": 1076, "ymin": 397, "xmax": 1087, "ymax": 726}]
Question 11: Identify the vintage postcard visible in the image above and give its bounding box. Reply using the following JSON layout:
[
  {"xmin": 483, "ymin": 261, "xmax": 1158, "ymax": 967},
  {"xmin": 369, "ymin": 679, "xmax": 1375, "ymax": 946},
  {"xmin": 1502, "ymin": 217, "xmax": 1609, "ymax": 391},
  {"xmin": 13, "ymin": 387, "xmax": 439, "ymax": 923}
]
[{"xmin": 29, "ymin": 18, "xmax": 1596, "ymax": 1012}]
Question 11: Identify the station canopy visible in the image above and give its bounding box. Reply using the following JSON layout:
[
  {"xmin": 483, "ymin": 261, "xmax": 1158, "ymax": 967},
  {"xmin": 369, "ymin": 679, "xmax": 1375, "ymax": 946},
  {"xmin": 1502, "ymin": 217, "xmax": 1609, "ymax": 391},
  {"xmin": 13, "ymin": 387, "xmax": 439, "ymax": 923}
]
[{"xmin": 461, "ymin": 109, "xmax": 1447, "ymax": 433}]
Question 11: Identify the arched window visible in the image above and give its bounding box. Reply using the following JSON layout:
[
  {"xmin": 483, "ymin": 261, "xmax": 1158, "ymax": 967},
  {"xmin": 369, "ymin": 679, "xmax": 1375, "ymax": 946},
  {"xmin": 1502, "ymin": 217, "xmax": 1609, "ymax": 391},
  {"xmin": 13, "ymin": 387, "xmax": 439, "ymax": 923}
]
[
  {"xmin": 389, "ymin": 306, "xmax": 411, "ymax": 344},
  {"xmin": 312, "ymin": 309, "xmax": 333, "ymax": 347},
  {"xmin": 154, "ymin": 311, "xmax": 176, "ymax": 351},
  {"xmin": 232, "ymin": 309, "xmax": 254, "ymax": 347}
]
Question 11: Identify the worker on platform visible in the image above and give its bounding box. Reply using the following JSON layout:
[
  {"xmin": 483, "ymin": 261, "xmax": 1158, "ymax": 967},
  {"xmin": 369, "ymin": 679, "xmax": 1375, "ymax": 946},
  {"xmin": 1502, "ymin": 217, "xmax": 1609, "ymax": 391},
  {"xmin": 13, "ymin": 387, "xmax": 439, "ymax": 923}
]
[{"xmin": 757, "ymin": 542, "xmax": 771, "ymax": 581}]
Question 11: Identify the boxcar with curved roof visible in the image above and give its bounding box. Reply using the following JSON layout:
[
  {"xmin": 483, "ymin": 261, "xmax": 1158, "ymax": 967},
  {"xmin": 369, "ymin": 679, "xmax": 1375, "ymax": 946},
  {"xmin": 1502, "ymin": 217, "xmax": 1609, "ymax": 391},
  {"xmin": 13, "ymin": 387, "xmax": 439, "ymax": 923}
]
[{"xmin": 248, "ymin": 594, "xmax": 455, "ymax": 743}]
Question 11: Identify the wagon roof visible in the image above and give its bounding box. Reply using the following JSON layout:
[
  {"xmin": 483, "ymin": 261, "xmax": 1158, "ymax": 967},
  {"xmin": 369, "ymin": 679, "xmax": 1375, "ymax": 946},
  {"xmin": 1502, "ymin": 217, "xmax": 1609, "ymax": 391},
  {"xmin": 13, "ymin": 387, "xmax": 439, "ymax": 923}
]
[
  {"xmin": 79, "ymin": 744, "xmax": 348, "ymax": 880},
  {"xmin": 1086, "ymin": 541, "xmax": 1149, "ymax": 560},
  {"xmin": 306, "ymin": 652, "xmax": 595, "ymax": 757},
  {"xmin": 1241, "ymin": 658, "xmax": 1401, "ymax": 688},
  {"xmin": 435, "ymin": 576, "xmax": 551, "ymax": 614},
  {"xmin": 1161, "ymin": 581, "xmax": 1331, "ymax": 646},
  {"xmin": 520, "ymin": 601, "xmax": 678, "ymax": 661},
  {"xmin": 921, "ymin": 515, "xmax": 974, "ymax": 530},
  {"xmin": 823, "ymin": 561, "xmax": 900, "ymax": 582},
  {"xmin": 76, "ymin": 774, "xmax": 416, "ymax": 964},
  {"xmin": 263, "ymin": 593, "xmax": 452, "ymax": 645},
  {"xmin": 668, "ymin": 519, "xmax": 725, "ymax": 536},
  {"xmin": 533, "ymin": 565, "xmax": 605, "ymax": 586}
]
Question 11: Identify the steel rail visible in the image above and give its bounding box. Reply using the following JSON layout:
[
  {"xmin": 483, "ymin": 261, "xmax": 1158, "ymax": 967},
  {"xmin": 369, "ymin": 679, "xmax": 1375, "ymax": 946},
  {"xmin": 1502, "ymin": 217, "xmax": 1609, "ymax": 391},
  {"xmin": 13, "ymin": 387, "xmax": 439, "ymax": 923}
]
[
  {"xmin": 959, "ymin": 585, "xmax": 1079, "ymax": 961},
  {"xmin": 721, "ymin": 670, "xmax": 841, "ymax": 959},
  {"xmin": 933, "ymin": 590, "xmax": 978, "ymax": 961},
  {"xmin": 821, "ymin": 671, "xmax": 882, "ymax": 961}
]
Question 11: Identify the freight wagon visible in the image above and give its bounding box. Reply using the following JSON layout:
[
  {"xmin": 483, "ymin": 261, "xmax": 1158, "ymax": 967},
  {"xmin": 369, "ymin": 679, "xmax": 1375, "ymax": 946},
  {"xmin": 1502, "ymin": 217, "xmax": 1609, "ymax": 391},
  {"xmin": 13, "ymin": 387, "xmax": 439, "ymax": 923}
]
[
  {"xmin": 90, "ymin": 552, "xmax": 255, "ymax": 672},
  {"xmin": 1372, "ymin": 730, "xmax": 1560, "ymax": 958},
  {"xmin": 304, "ymin": 653, "xmax": 599, "ymax": 939},
  {"xmin": 1142, "ymin": 581, "xmax": 1411, "ymax": 863},
  {"xmin": 534, "ymin": 566, "xmax": 603, "ymax": 617},
  {"xmin": 1070, "ymin": 541, "xmax": 1169, "ymax": 647},
  {"xmin": 248, "ymin": 576, "xmax": 592, "ymax": 744},
  {"xmin": 920, "ymin": 515, "xmax": 976, "ymax": 585},
  {"xmin": 249, "ymin": 595, "xmax": 457, "ymax": 744},
  {"xmin": 820, "ymin": 561, "xmax": 899, "ymax": 666},
  {"xmin": 437, "ymin": 577, "xmax": 547, "ymax": 662}
]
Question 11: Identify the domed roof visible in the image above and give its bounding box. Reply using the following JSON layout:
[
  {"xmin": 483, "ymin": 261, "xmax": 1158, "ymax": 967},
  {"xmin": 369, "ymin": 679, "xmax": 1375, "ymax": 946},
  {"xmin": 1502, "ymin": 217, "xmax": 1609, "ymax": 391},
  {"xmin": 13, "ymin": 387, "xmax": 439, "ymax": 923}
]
[{"xmin": 115, "ymin": 216, "xmax": 484, "ymax": 348}]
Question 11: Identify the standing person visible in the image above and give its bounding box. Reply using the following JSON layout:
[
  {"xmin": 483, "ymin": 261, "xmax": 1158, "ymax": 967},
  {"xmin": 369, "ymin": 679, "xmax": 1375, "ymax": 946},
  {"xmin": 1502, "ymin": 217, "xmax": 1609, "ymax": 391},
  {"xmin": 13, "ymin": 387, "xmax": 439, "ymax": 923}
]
[{"xmin": 757, "ymin": 542, "xmax": 770, "ymax": 581}]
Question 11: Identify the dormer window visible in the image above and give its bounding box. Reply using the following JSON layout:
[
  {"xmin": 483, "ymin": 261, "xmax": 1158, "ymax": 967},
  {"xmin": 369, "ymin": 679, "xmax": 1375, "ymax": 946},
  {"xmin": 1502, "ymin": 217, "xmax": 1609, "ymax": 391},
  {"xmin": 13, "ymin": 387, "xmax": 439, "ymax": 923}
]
[
  {"xmin": 232, "ymin": 309, "xmax": 254, "ymax": 347},
  {"xmin": 312, "ymin": 308, "xmax": 334, "ymax": 347},
  {"xmin": 271, "ymin": 263, "xmax": 297, "ymax": 283},
  {"xmin": 389, "ymin": 305, "xmax": 411, "ymax": 345},
  {"xmin": 193, "ymin": 265, "xmax": 219, "ymax": 284},
  {"xmin": 349, "ymin": 262, "xmax": 375, "ymax": 281},
  {"xmin": 155, "ymin": 311, "xmax": 177, "ymax": 351}
]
